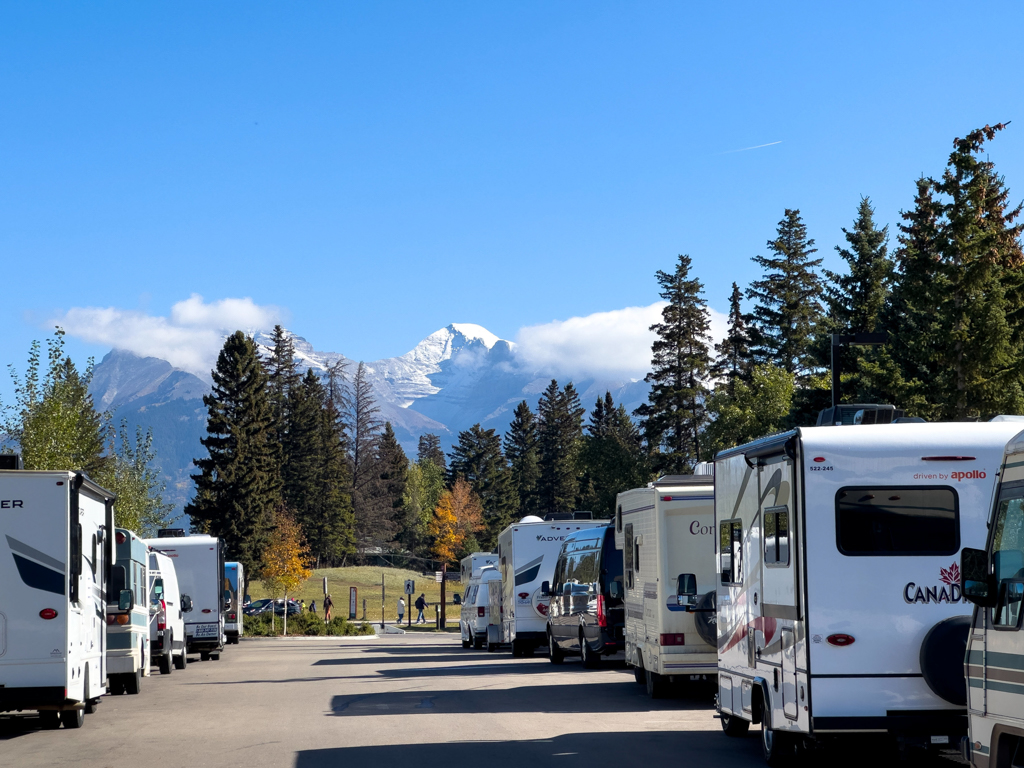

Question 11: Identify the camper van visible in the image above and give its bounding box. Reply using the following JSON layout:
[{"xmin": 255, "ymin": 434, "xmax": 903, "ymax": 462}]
[
  {"xmin": 146, "ymin": 532, "xmax": 225, "ymax": 661},
  {"xmin": 497, "ymin": 515, "xmax": 607, "ymax": 656},
  {"xmin": 461, "ymin": 565, "xmax": 501, "ymax": 649},
  {"xmin": 714, "ymin": 422, "xmax": 1021, "ymax": 764},
  {"xmin": 0, "ymin": 467, "xmax": 116, "ymax": 728},
  {"xmin": 224, "ymin": 561, "xmax": 244, "ymax": 644},
  {"xmin": 460, "ymin": 552, "xmax": 498, "ymax": 583},
  {"xmin": 149, "ymin": 549, "xmax": 188, "ymax": 673},
  {"xmin": 614, "ymin": 475, "xmax": 717, "ymax": 696},
  {"xmin": 486, "ymin": 578, "xmax": 504, "ymax": 652},
  {"xmin": 106, "ymin": 529, "xmax": 150, "ymax": 694},
  {"xmin": 959, "ymin": 428, "xmax": 1024, "ymax": 767}
]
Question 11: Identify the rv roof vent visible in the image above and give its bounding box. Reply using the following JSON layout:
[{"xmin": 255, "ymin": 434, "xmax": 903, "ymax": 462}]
[
  {"xmin": 0, "ymin": 454, "xmax": 24, "ymax": 470},
  {"xmin": 518, "ymin": 515, "xmax": 545, "ymax": 524},
  {"xmin": 692, "ymin": 462, "xmax": 715, "ymax": 476},
  {"xmin": 157, "ymin": 528, "xmax": 186, "ymax": 538},
  {"xmin": 893, "ymin": 416, "xmax": 927, "ymax": 424},
  {"xmin": 991, "ymin": 415, "xmax": 1024, "ymax": 422},
  {"xmin": 816, "ymin": 404, "xmax": 905, "ymax": 426}
]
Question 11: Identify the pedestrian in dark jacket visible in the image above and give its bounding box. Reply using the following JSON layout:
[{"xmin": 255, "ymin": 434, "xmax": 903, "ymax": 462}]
[{"xmin": 415, "ymin": 594, "xmax": 427, "ymax": 624}]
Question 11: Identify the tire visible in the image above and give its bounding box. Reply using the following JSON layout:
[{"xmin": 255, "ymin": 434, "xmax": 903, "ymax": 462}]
[
  {"xmin": 85, "ymin": 699, "xmax": 98, "ymax": 715},
  {"xmin": 39, "ymin": 711, "xmax": 61, "ymax": 729},
  {"xmin": 108, "ymin": 675, "xmax": 124, "ymax": 696},
  {"xmin": 580, "ymin": 634, "xmax": 600, "ymax": 669},
  {"xmin": 721, "ymin": 713, "xmax": 750, "ymax": 737},
  {"xmin": 174, "ymin": 649, "xmax": 187, "ymax": 670},
  {"xmin": 210, "ymin": 653, "xmax": 220, "ymax": 661},
  {"xmin": 124, "ymin": 668, "xmax": 142, "ymax": 695},
  {"xmin": 159, "ymin": 651, "xmax": 172, "ymax": 675},
  {"xmin": 920, "ymin": 616, "xmax": 971, "ymax": 705},
  {"xmin": 633, "ymin": 655, "xmax": 646, "ymax": 684},
  {"xmin": 487, "ymin": 642, "xmax": 497, "ymax": 652},
  {"xmin": 60, "ymin": 708, "xmax": 84, "ymax": 729},
  {"xmin": 462, "ymin": 631, "xmax": 472, "ymax": 649},
  {"xmin": 200, "ymin": 651, "xmax": 210, "ymax": 661},
  {"xmin": 473, "ymin": 635, "xmax": 484, "ymax": 650},
  {"xmin": 646, "ymin": 668, "xmax": 670, "ymax": 699},
  {"xmin": 511, "ymin": 639, "xmax": 524, "ymax": 658},
  {"xmin": 761, "ymin": 713, "xmax": 802, "ymax": 767},
  {"xmin": 548, "ymin": 631, "xmax": 565, "ymax": 664}
]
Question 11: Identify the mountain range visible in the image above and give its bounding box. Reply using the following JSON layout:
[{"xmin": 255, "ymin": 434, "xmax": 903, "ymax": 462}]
[{"xmin": 88, "ymin": 323, "xmax": 651, "ymax": 516}]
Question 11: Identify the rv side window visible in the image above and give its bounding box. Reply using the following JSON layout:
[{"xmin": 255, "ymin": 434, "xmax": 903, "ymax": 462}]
[
  {"xmin": 616, "ymin": 505, "xmax": 623, "ymax": 533},
  {"xmin": 111, "ymin": 565, "xmax": 126, "ymax": 596},
  {"xmin": 624, "ymin": 524, "xmax": 634, "ymax": 590},
  {"xmin": 720, "ymin": 520, "xmax": 742, "ymax": 584},
  {"xmin": 991, "ymin": 494, "xmax": 1024, "ymax": 630},
  {"xmin": 836, "ymin": 486, "xmax": 959, "ymax": 556},
  {"xmin": 764, "ymin": 506, "xmax": 790, "ymax": 567}
]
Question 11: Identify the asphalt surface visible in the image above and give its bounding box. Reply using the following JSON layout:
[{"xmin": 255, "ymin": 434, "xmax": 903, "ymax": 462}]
[{"xmin": 0, "ymin": 633, "xmax": 954, "ymax": 767}]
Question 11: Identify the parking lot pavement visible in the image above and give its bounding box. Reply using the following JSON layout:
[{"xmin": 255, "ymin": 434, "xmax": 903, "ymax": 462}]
[{"xmin": 0, "ymin": 634, "xmax": 955, "ymax": 767}]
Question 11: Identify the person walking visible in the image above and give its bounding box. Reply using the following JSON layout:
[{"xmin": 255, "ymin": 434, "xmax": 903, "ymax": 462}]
[
  {"xmin": 300, "ymin": 599, "xmax": 306, "ymax": 613},
  {"xmin": 310, "ymin": 599, "xmax": 317, "ymax": 616},
  {"xmin": 323, "ymin": 594, "xmax": 333, "ymax": 623},
  {"xmin": 415, "ymin": 593, "xmax": 427, "ymax": 624},
  {"xmin": 397, "ymin": 597, "xmax": 405, "ymax": 625}
]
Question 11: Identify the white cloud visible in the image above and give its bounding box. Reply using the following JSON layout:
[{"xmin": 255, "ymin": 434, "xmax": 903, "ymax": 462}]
[
  {"xmin": 53, "ymin": 294, "xmax": 284, "ymax": 376},
  {"xmin": 515, "ymin": 302, "xmax": 728, "ymax": 381}
]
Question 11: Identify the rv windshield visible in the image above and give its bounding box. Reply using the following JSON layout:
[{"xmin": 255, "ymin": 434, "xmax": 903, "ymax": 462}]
[{"xmin": 836, "ymin": 486, "xmax": 959, "ymax": 556}]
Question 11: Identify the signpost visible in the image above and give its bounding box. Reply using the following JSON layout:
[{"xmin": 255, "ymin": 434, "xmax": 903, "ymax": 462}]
[
  {"xmin": 381, "ymin": 573, "xmax": 385, "ymax": 630},
  {"xmin": 348, "ymin": 587, "xmax": 357, "ymax": 620},
  {"xmin": 405, "ymin": 580, "xmax": 415, "ymax": 627}
]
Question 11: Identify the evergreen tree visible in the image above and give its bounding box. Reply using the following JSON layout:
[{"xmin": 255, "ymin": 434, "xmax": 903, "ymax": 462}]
[
  {"xmin": 400, "ymin": 458, "xmax": 446, "ymax": 557},
  {"xmin": 537, "ymin": 381, "xmax": 585, "ymax": 516},
  {"xmin": 579, "ymin": 393, "xmax": 649, "ymax": 517},
  {"xmin": 187, "ymin": 332, "xmax": 280, "ymax": 581},
  {"xmin": 417, "ymin": 434, "xmax": 446, "ymax": 470},
  {"xmin": 504, "ymin": 401, "xmax": 540, "ymax": 518},
  {"xmin": 281, "ymin": 370, "xmax": 323, "ymax": 519},
  {"xmin": 377, "ymin": 422, "xmax": 409, "ymax": 535},
  {"xmin": 747, "ymin": 210, "xmax": 824, "ymax": 378},
  {"xmin": 264, "ymin": 325, "xmax": 299, "ymax": 469},
  {"xmin": 104, "ymin": 420, "xmax": 177, "ymax": 536},
  {"xmin": 449, "ymin": 423, "xmax": 517, "ymax": 547},
  {"xmin": 307, "ymin": 381, "xmax": 355, "ymax": 567},
  {"xmin": 710, "ymin": 283, "xmax": 753, "ymax": 395},
  {"xmin": 346, "ymin": 362, "xmax": 393, "ymax": 553},
  {"xmin": 635, "ymin": 254, "xmax": 712, "ymax": 474}
]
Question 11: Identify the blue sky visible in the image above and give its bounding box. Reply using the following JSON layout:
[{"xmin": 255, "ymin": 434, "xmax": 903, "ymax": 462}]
[{"xmin": 3, "ymin": 3, "xmax": 1024, "ymax": 401}]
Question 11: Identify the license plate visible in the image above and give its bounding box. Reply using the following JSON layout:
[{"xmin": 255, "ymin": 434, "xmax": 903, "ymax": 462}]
[
  {"xmin": 191, "ymin": 623, "xmax": 218, "ymax": 638},
  {"xmin": 930, "ymin": 736, "xmax": 949, "ymax": 745}
]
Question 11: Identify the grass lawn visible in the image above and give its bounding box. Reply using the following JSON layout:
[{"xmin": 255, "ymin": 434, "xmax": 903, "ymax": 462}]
[{"xmin": 247, "ymin": 565, "xmax": 464, "ymax": 624}]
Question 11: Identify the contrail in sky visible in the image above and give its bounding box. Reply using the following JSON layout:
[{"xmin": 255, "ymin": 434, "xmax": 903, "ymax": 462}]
[{"xmin": 719, "ymin": 140, "xmax": 783, "ymax": 155}]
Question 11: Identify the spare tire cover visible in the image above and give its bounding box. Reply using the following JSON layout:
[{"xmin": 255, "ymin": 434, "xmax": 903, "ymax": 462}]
[
  {"xmin": 694, "ymin": 590, "xmax": 717, "ymax": 648},
  {"xmin": 919, "ymin": 615, "xmax": 971, "ymax": 706}
]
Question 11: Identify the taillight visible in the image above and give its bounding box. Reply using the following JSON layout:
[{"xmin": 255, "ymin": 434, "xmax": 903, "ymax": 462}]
[
  {"xmin": 228, "ymin": 613, "xmax": 236, "ymax": 621},
  {"xmin": 106, "ymin": 615, "xmax": 116, "ymax": 625},
  {"xmin": 827, "ymin": 634, "xmax": 855, "ymax": 647},
  {"xmin": 157, "ymin": 599, "xmax": 167, "ymax": 631},
  {"xmin": 660, "ymin": 633, "xmax": 685, "ymax": 646},
  {"xmin": 477, "ymin": 606, "xmax": 485, "ymax": 617},
  {"xmin": 116, "ymin": 614, "xmax": 130, "ymax": 625},
  {"xmin": 597, "ymin": 594, "xmax": 607, "ymax": 628},
  {"xmin": 39, "ymin": 608, "xmax": 58, "ymax": 620}
]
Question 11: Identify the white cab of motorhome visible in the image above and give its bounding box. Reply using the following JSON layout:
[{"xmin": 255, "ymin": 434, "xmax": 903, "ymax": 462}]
[
  {"xmin": 224, "ymin": 561, "xmax": 244, "ymax": 644},
  {"xmin": 461, "ymin": 565, "xmax": 501, "ymax": 649},
  {"xmin": 460, "ymin": 552, "xmax": 498, "ymax": 583},
  {"xmin": 148, "ymin": 549, "xmax": 187, "ymax": 674},
  {"xmin": 497, "ymin": 515, "xmax": 607, "ymax": 656},
  {"xmin": 486, "ymin": 578, "xmax": 504, "ymax": 652},
  {"xmin": 960, "ymin": 428, "xmax": 1024, "ymax": 767},
  {"xmin": 145, "ymin": 531, "xmax": 225, "ymax": 661},
  {"xmin": 714, "ymin": 422, "xmax": 1021, "ymax": 765},
  {"xmin": 0, "ymin": 463, "xmax": 116, "ymax": 729},
  {"xmin": 105, "ymin": 528, "xmax": 150, "ymax": 694},
  {"xmin": 614, "ymin": 474, "xmax": 717, "ymax": 698}
]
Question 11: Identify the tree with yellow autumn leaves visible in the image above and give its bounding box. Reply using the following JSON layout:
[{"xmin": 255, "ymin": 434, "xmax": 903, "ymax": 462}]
[
  {"xmin": 260, "ymin": 509, "xmax": 312, "ymax": 636},
  {"xmin": 429, "ymin": 478, "xmax": 483, "ymax": 626}
]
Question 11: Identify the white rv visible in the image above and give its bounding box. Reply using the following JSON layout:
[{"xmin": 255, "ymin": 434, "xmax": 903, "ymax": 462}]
[
  {"xmin": 0, "ymin": 468, "xmax": 116, "ymax": 729},
  {"xmin": 614, "ymin": 475, "xmax": 717, "ymax": 697},
  {"xmin": 497, "ymin": 515, "xmax": 607, "ymax": 656},
  {"xmin": 224, "ymin": 561, "xmax": 244, "ymax": 644},
  {"xmin": 146, "ymin": 532, "xmax": 225, "ymax": 661},
  {"xmin": 959, "ymin": 428, "xmax": 1024, "ymax": 767},
  {"xmin": 461, "ymin": 565, "xmax": 501, "ymax": 649},
  {"xmin": 148, "ymin": 549, "xmax": 188, "ymax": 673},
  {"xmin": 460, "ymin": 551, "xmax": 498, "ymax": 583},
  {"xmin": 714, "ymin": 423, "xmax": 1020, "ymax": 765},
  {"xmin": 106, "ymin": 528, "xmax": 150, "ymax": 694}
]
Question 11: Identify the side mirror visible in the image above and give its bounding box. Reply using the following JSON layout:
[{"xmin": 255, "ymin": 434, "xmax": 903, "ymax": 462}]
[
  {"xmin": 608, "ymin": 581, "xmax": 622, "ymax": 600},
  {"xmin": 540, "ymin": 581, "xmax": 550, "ymax": 597},
  {"xmin": 118, "ymin": 589, "xmax": 134, "ymax": 612},
  {"xmin": 677, "ymin": 573, "xmax": 697, "ymax": 596},
  {"xmin": 962, "ymin": 548, "xmax": 998, "ymax": 607},
  {"xmin": 181, "ymin": 595, "xmax": 193, "ymax": 613}
]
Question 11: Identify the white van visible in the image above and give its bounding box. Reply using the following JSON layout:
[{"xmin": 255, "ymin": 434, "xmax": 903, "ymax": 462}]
[
  {"xmin": 714, "ymin": 422, "xmax": 1020, "ymax": 765},
  {"xmin": 614, "ymin": 475, "xmax": 717, "ymax": 697},
  {"xmin": 146, "ymin": 532, "xmax": 225, "ymax": 661},
  {"xmin": 148, "ymin": 550, "xmax": 188, "ymax": 674},
  {"xmin": 0, "ymin": 466, "xmax": 116, "ymax": 729},
  {"xmin": 106, "ymin": 528, "xmax": 150, "ymax": 694},
  {"xmin": 461, "ymin": 566, "xmax": 501, "ymax": 649},
  {"xmin": 224, "ymin": 561, "xmax": 244, "ymax": 644},
  {"xmin": 960, "ymin": 428, "xmax": 1024, "ymax": 767},
  {"xmin": 497, "ymin": 515, "xmax": 608, "ymax": 656}
]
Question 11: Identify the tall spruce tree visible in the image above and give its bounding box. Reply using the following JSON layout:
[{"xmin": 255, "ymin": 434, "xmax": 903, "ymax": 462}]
[
  {"xmin": 579, "ymin": 393, "xmax": 649, "ymax": 517},
  {"xmin": 187, "ymin": 331, "xmax": 279, "ymax": 581},
  {"xmin": 635, "ymin": 254, "xmax": 712, "ymax": 474},
  {"xmin": 306, "ymin": 378, "xmax": 355, "ymax": 567},
  {"xmin": 448, "ymin": 423, "xmax": 517, "ymax": 546},
  {"xmin": 265, "ymin": 326, "xmax": 300, "ymax": 459},
  {"xmin": 417, "ymin": 434, "xmax": 446, "ymax": 470},
  {"xmin": 710, "ymin": 283, "xmax": 753, "ymax": 396},
  {"xmin": 281, "ymin": 369, "xmax": 323, "ymax": 518},
  {"xmin": 347, "ymin": 362, "xmax": 393, "ymax": 553},
  {"xmin": 747, "ymin": 210, "xmax": 824, "ymax": 378},
  {"xmin": 377, "ymin": 422, "xmax": 409, "ymax": 538},
  {"xmin": 537, "ymin": 381, "xmax": 585, "ymax": 516},
  {"xmin": 504, "ymin": 401, "xmax": 541, "ymax": 518}
]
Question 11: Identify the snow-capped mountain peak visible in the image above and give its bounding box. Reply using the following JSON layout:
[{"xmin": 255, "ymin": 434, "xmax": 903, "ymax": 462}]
[{"xmin": 402, "ymin": 323, "xmax": 505, "ymax": 367}]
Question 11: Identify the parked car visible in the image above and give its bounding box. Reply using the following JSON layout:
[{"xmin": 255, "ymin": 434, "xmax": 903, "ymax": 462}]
[
  {"xmin": 273, "ymin": 599, "xmax": 301, "ymax": 617},
  {"xmin": 244, "ymin": 599, "xmax": 274, "ymax": 616}
]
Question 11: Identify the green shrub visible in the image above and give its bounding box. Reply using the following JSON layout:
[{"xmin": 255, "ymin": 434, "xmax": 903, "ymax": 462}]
[{"xmin": 240, "ymin": 609, "xmax": 373, "ymax": 637}]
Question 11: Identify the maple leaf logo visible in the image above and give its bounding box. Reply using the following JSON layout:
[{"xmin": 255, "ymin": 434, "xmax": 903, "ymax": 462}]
[{"xmin": 939, "ymin": 562, "xmax": 960, "ymax": 586}]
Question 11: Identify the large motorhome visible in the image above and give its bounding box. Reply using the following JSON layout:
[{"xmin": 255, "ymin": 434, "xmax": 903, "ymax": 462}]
[
  {"xmin": 497, "ymin": 515, "xmax": 607, "ymax": 656},
  {"xmin": 224, "ymin": 561, "xmax": 244, "ymax": 644},
  {"xmin": 714, "ymin": 422, "xmax": 1021, "ymax": 765},
  {"xmin": 460, "ymin": 552, "xmax": 498, "ymax": 584},
  {"xmin": 146, "ymin": 532, "xmax": 225, "ymax": 661},
  {"xmin": 960, "ymin": 428, "xmax": 1024, "ymax": 767},
  {"xmin": 614, "ymin": 474, "xmax": 717, "ymax": 697},
  {"xmin": 0, "ymin": 466, "xmax": 116, "ymax": 729},
  {"xmin": 106, "ymin": 528, "xmax": 151, "ymax": 694}
]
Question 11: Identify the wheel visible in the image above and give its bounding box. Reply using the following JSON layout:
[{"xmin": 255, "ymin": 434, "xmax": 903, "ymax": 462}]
[
  {"xmin": 39, "ymin": 711, "xmax": 61, "ymax": 730},
  {"xmin": 158, "ymin": 652, "xmax": 172, "ymax": 675},
  {"xmin": 580, "ymin": 635, "xmax": 600, "ymax": 669},
  {"xmin": 646, "ymin": 668, "xmax": 670, "ymax": 699},
  {"xmin": 548, "ymin": 631, "xmax": 565, "ymax": 664},
  {"xmin": 487, "ymin": 642, "xmax": 497, "ymax": 652},
  {"xmin": 60, "ymin": 708, "xmax": 84, "ymax": 729},
  {"xmin": 523, "ymin": 644, "xmax": 535, "ymax": 657},
  {"xmin": 511, "ymin": 639, "xmax": 524, "ymax": 657},
  {"xmin": 633, "ymin": 655, "xmax": 646, "ymax": 684},
  {"xmin": 174, "ymin": 649, "xmax": 187, "ymax": 670},
  {"xmin": 473, "ymin": 635, "xmax": 484, "ymax": 650},
  {"xmin": 200, "ymin": 651, "xmax": 210, "ymax": 661},
  {"xmin": 761, "ymin": 714, "xmax": 802, "ymax": 767},
  {"xmin": 462, "ymin": 627, "xmax": 472, "ymax": 648},
  {"xmin": 210, "ymin": 653, "xmax": 220, "ymax": 661},
  {"xmin": 721, "ymin": 713, "xmax": 750, "ymax": 737},
  {"xmin": 124, "ymin": 668, "xmax": 142, "ymax": 695},
  {"xmin": 108, "ymin": 675, "xmax": 124, "ymax": 696},
  {"xmin": 85, "ymin": 699, "xmax": 98, "ymax": 715}
]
